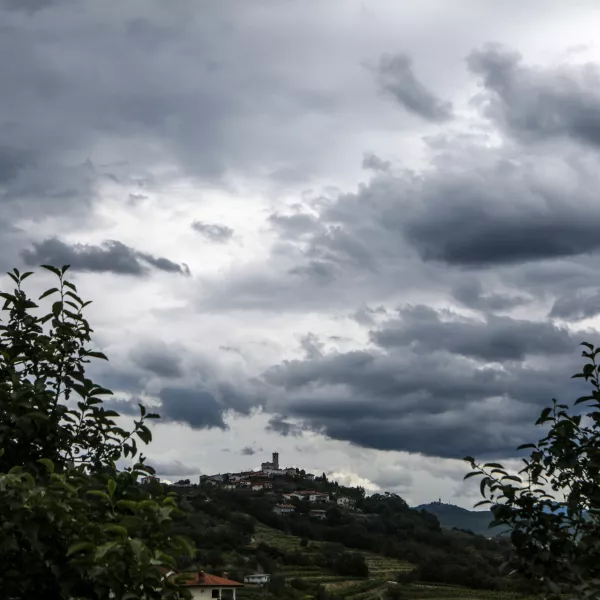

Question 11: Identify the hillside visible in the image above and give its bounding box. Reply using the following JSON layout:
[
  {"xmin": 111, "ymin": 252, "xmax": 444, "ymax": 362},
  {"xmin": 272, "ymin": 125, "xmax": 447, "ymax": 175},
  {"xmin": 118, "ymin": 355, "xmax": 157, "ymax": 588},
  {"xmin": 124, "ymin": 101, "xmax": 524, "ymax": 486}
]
[
  {"xmin": 164, "ymin": 475, "xmax": 541, "ymax": 599},
  {"xmin": 415, "ymin": 502, "xmax": 509, "ymax": 537}
]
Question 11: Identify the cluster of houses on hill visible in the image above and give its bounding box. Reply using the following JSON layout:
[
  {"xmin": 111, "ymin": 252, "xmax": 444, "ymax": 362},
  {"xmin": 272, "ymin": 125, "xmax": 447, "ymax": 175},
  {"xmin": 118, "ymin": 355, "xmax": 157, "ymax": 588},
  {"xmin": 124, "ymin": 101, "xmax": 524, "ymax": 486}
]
[
  {"xmin": 141, "ymin": 453, "xmax": 359, "ymax": 518},
  {"xmin": 197, "ymin": 452, "xmax": 316, "ymax": 491},
  {"xmin": 273, "ymin": 490, "xmax": 356, "ymax": 519}
]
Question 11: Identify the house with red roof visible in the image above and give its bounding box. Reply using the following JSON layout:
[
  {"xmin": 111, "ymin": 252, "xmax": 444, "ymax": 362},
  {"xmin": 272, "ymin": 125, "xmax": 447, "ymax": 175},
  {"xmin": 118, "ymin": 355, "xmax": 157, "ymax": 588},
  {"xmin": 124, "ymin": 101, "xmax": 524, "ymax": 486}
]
[{"xmin": 176, "ymin": 570, "xmax": 244, "ymax": 600}]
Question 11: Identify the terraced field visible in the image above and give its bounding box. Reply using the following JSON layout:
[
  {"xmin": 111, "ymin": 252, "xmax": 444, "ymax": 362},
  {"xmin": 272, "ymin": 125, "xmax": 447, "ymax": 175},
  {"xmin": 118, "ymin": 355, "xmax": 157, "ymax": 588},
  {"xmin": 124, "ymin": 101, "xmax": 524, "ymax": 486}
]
[
  {"xmin": 253, "ymin": 524, "xmax": 304, "ymax": 550},
  {"xmin": 361, "ymin": 552, "xmax": 413, "ymax": 580},
  {"xmin": 250, "ymin": 524, "xmax": 538, "ymax": 600},
  {"xmin": 398, "ymin": 584, "xmax": 538, "ymax": 600},
  {"xmin": 252, "ymin": 524, "xmax": 413, "ymax": 599}
]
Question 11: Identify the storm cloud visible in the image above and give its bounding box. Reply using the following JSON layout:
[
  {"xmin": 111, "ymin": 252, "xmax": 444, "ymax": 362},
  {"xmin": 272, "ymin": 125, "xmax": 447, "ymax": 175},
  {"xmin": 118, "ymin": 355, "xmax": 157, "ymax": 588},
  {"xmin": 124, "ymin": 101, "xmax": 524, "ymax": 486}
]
[
  {"xmin": 4, "ymin": 0, "xmax": 600, "ymax": 503},
  {"xmin": 262, "ymin": 330, "xmax": 589, "ymax": 459},
  {"xmin": 21, "ymin": 238, "xmax": 190, "ymax": 276},
  {"xmin": 375, "ymin": 53, "xmax": 453, "ymax": 121},
  {"xmin": 371, "ymin": 305, "xmax": 573, "ymax": 362},
  {"xmin": 468, "ymin": 44, "xmax": 600, "ymax": 148},
  {"xmin": 158, "ymin": 387, "xmax": 227, "ymax": 431},
  {"xmin": 191, "ymin": 221, "xmax": 234, "ymax": 243},
  {"xmin": 130, "ymin": 342, "xmax": 184, "ymax": 378}
]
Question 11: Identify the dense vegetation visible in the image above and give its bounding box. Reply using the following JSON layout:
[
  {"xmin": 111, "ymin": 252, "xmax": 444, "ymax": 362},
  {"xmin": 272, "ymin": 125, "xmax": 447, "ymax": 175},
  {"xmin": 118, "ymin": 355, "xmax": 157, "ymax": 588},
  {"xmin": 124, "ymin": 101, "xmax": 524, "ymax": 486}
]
[
  {"xmin": 0, "ymin": 267, "xmax": 192, "ymax": 599},
  {"xmin": 466, "ymin": 343, "xmax": 600, "ymax": 599},
  {"xmin": 165, "ymin": 482, "xmax": 540, "ymax": 596}
]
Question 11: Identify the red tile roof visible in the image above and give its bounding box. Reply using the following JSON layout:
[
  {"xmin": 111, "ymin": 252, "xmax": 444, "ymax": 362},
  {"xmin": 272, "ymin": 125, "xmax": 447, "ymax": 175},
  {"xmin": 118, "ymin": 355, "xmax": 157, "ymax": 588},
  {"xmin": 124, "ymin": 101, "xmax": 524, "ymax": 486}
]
[{"xmin": 179, "ymin": 571, "xmax": 244, "ymax": 588}]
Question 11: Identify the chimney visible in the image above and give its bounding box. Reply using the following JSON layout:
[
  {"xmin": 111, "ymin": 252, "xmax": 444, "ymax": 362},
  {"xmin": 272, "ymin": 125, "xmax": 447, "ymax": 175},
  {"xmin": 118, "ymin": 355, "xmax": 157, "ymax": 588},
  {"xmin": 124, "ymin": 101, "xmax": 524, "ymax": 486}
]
[
  {"xmin": 272, "ymin": 452, "xmax": 279, "ymax": 469},
  {"xmin": 223, "ymin": 572, "xmax": 228, "ymax": 580}
]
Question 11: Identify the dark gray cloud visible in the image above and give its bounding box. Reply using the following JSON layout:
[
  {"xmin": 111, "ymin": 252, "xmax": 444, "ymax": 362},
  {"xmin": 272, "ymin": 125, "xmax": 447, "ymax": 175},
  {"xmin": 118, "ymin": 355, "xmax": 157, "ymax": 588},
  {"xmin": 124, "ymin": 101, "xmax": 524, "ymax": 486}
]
[
  {"xmin": 362, "ymin": 152, "xmax": 392, "ymax": 173},
  {"xmin": 0, "ymin": 0, "xmax": 67, "ymax": 12},
  {"xmin": 241, "ymin": 446, "xmax": 262, "ymax": 456},
  {"xmin": 266, "ymin": 416, "xmax": 304, "ymax": 437},
  {"xmin": 191, "ymin": 221, "xmax": 234, "ymax": 243},
  {"xmin": 451, "ymin": 279, "xmax": 530, "ymax": 313},
  {"xmin": 468, "ymin": 44, "xmax": 600, "ymax": 148},
  {"xmin": 0, "ymin": 0, "xmax": 377, "ymax": 238},
  {"xmin": 263, "ymin": 337, "xmax": 590, "ymax": 459},
  {"xmin": 130, "ymin": 343, "xmax": 183, "ymax": 378},
  {"xmin": 203, "ymin": 140, "xmax": 600, "ymax": 315},
  {"xmin": 158, "ymin": 387, "xmax": 227, "ymax": 430},
  {"xmin": 401, "ymin": 164, "xmax": 600, "ymax": 267},
  {"xmin": 375, "ymin": 53, "xmax": 453, "ymax": 121},
  {"xmin": 269, "ymin": 212, "xmax": 321, "ymax": 238},
  {"xmin": 21, "ymin": 238, "xmax": 190, "ymax": 276},
  {"xmin": 372, "ymin": 305, "xmax": 572, "ymax": 362},
  {"xmin": 350, "ymin": 304, "xmax": 388, "ymax": 326},
  {"xmin": 0, "ymin": 147, "xmax": 33, "ymax": 184},
  {"xmin": 550, "ymin": 290, "xmax": 600, "ymax": 321},
  {"xmin": 257, "ymin": 303, "xmax": 600, "ymax": 459}
]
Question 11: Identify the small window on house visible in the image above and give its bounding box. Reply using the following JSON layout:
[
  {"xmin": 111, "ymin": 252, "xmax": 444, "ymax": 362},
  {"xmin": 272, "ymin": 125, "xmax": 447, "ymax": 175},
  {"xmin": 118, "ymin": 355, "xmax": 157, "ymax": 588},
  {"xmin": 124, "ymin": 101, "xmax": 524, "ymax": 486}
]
[{"xmin": 212, "ymin": 590, "xmax": 220, "ymax": 598}]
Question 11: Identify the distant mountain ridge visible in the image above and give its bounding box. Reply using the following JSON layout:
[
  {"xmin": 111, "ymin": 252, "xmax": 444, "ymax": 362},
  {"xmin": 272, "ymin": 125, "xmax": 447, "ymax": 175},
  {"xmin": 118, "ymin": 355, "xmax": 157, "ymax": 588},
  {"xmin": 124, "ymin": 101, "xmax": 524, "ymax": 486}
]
[{"xmin": 415, "ymin": 501, "xmax": 509, "ymax": 537}]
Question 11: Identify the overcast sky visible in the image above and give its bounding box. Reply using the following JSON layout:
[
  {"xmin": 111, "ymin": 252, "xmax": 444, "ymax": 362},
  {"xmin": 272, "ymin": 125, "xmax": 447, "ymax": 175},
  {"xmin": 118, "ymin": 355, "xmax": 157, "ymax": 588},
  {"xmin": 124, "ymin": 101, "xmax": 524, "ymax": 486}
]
[{"xmin": 3, "ymin": 0, "xmax": 600, "ymax": 508}]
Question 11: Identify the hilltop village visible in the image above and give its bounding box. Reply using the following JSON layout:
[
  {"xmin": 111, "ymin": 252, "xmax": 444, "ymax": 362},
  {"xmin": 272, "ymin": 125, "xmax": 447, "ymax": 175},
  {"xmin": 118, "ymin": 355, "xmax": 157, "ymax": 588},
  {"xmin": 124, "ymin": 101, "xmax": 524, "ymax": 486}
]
[{"xmin": 143, "ymin": 452, "xmax": 360, "ymax": 519}]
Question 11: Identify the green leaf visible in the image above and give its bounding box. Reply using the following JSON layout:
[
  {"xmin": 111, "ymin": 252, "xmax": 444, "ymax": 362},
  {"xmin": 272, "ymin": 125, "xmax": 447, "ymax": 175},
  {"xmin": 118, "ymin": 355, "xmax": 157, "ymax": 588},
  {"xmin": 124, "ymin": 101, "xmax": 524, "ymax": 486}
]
[
  {"xmin": 474, "ymin": 500, "xmax": 492, "ymax": 508},
  {"xmin": 463, "ymin": 471, "xmax": 480, "ymax": 480},
  {"xmin": 41, "ymin": 264, "xmax": 62, "ymax": 276},
  {"xmin": 116, "ymin": 499, "xmax": 139, "ymax": 513},
  {"xmin": 103, "ymin": 524, "xmax": 127, "ymax": 538},
  {"xmin": 20, "ymin": 271, "xmax": 34, "ymax": 281},
  {"xmin": 107, "ymin": 478, "xmax": 116, "ymax": 498},
  {"xmin": 67, "ymin": 541, "xmax": 95, "ymax": 556},
  {"xmin": 137, "ymin": 425, "xmax": 152, "ymax": 445},
  {"xmin": 86, "ymin": 490, "xmax": 110, "ymax": 502},
  {"xmin": 37, "ymin": 458, "xmax": 55, "ymax": 474},
  {"xmin": 516, "ymin": 443, "xmax": 537, "ymax": 450},
  {"xmin": 483, "ymin": 462, "xmax": 504, "ymax": 469},
  {"xmin": 85, "ymin": 350, "xmax": 109, "ymax": 361},
  {"xmin": 479, "ymin": 477, "xmax": 490, "ymax": 497},
  {"xmin": 172, "ymin": 535, "xmax": 195, "ymax": 558},
  {"xmin": 101, "ymin": 410, "xmax": 120, "ymax": 418},
  {"xmin": 38, "ymin": 287, "xmax": 59, "ymax": 300},
  {"xmin": 51, "ymin": 301, "xmax": 63, "ymax": 316},
  {"xmin": 501, "ymin": 474, "xmax": 522, "ymax": 484},
  {"xmin": 536, "ymin": 407, "xmax": 552, "ymax": 424},
  {"xmin": 89, "ymin": 387, "xmax": 113, "ymax": 396},
  {"xmin": 95, "ymin": 541, "xmax": 119, "ymax": 560},
  {"xmin": 129, "ymin": 538, "xmax": 146, "ymax": 560}
]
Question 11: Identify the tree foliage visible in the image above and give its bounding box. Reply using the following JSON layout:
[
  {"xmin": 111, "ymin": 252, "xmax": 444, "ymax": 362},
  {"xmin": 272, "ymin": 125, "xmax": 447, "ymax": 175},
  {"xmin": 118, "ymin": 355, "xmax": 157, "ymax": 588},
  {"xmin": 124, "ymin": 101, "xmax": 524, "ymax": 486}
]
[
  {"xmin": 465, "ymin": 342, "xmax": 600, "ymax": 600},
  {"xmin": 0, "ymin": 266, "xmax": 193, "ymax": 599}
]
